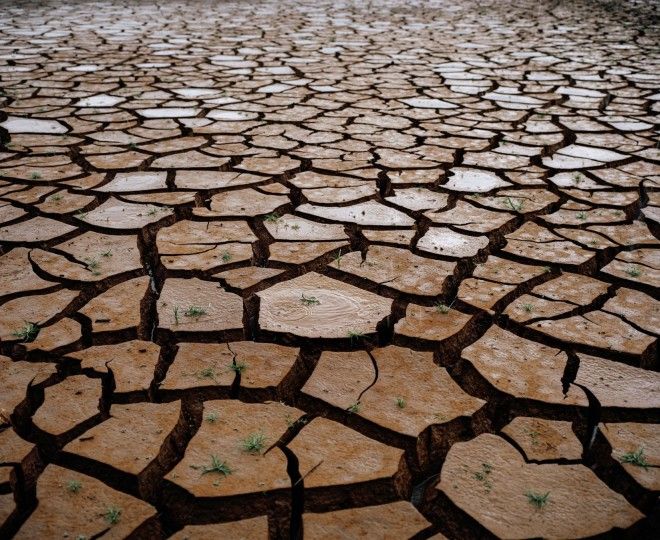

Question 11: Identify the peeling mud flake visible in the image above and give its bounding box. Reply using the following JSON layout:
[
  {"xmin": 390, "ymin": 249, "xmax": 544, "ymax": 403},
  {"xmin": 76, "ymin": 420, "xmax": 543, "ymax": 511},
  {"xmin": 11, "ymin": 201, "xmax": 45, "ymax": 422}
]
[
  {"xmin": 575, "ymin": 354, "xmax": 660, "ymax": 409},
  {"xmin": 438, "ymin": 434, "xmax": 643, "ymax": 538},
  {"xmin": 599, "ymin": 422, "xmax": 660, "ymax": 491},
  {"xmin": 32, "ymin": 375, "xmax": 102, "ymax": 437},
  {"xmin": 165, "ymin": 400, "xmax": 303, "ymax": 498},
  {"xmin": 303, "ymin": 346, "xmax": 484, "ymax": 437},
  {"xmin": 30, "ymin": 232, "xmax": 141, "ymax": 282},
  {"xmin": 0, "ymin": 216, "xmax": 77, "ymax": 243},
  {"xmin": 298, "ymin": 201, "xmax": 415, "ymax": 227},
  {"xmin": 67, "ymin": 341, "xmax": 160, "ymax": 394},
  {"xmin": 394, "ymin": 303, "xmax": 472, "ymax": 342},
  {"xmin": 63, "ymin": 401, "xmax": 181, "ymax": 476},
  {"xmin": 329, "ymin": 245, "xmax": 455, "ymax": 297},
  {"xmin": 462, "ymin": 326, "xmax": 587, "ymax": 406},
  {"xmin": 304, "ymin": 501, "xmax": 432, "ymax": 538},
  {"xmin": 78, "ymin": 276, "xmax": 150, "ymax": 332},
  {"xmin": 288, "ymin": 417, "xmax": 404, "ymax": 489},
  {"xmin": 0, "ymin": 247, "xmax": 56, "ymax": 297},
  {"xmin": 502, "ymin": 417, "xmax": 583, "ymax": 461},
  {"xmin": 417, "ymin": 227, "xmax": 489, "ymax": 258},
  {"xmin": 0, "ymin": 289, "xmax": 78, "ymax": 341},
  {"xmin": 171, "ymin": 516, "xmax": 269, "ymax": 539},
  {"xmin": 0, "ymin": 356, "xmax": 56, "ymax": 417},
  {"xmin": 79, "ymin": 198, "xmax": 174, "ymax": 230},
  {"xmin": 14, "ymin": 465, "xmax": 157, "ymax": 539}
]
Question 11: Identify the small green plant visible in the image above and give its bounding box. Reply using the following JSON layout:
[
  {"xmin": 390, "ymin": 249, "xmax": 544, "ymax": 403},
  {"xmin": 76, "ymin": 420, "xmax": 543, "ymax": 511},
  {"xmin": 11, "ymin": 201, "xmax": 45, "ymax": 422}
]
[
  {"xmin": 221, "ymin": 251, "xmax": 232, "ymax": 263},
  {"xmin": 147, "ymin": 206, "xmax": 158, "ymax": 216},
  {"xmin": 542, "ymin": 266, "xmax": 552, "ymax": 273},
  {"xmin": 347, "ymin": 402, "xmax": 361, "ymax": 414},
  {"xmin": 194, "ymin": 455, "xmax": 232, "ymax": 477},
  {"xmin": 101, "ymin": 249, "xmax": 112, "ymax": 257},
  {"xmin": 228, "ymin": 361, "xmax": 246, "ymax": 374},
  {"xmin": 197, "ymin": 366, "xmax": 219, "ymax": 382},
  {"xmin": 241, "ymin": 431, "xmax": 267, "ymax": 454},
  {"xmin": 528, "ymin": 430, "xmax": 541, "ymax": 447},
  {"xmin": 334, "ymin": 249, "xmax": 343, "ymax": 268},
  {"xmin": 85, "ymin": 258, "xmax": 100, "ymax": 272},
  {"xmin": 504, "ymin": 197, "xmax": 523, "ymax": 212},
  {"xmin": 435, "ymin": 302, "xmax": 451, "ymax": 314},
  {"xmin": 620, "ymin": 448, "xmax": 649, "ymax": 469},
  {"xmin": 474, "ymin": 463, "xmax": 493, "ymax": 493},
  {"xmin": 347, "ymin": 330, "xmax": 363, "ymax": 341},
  {"xmin": 526, "ymin": 491, "xmax": 550, "ymax": 509},
  {"xmin": 205, "ymin": 411, "xmax": 219, "ymax": 423},
  {"xmin": 76, "ymin": 210, "xmax": 88, "ymax": 220},
  {"xmin": 66, "ymin": 479, "xmax": 82, "ymax": 493},
  {"xmin": 184, "ymin": 306, "xmax": 206, "ymax": 319},
  {"xmin": 174, "ymin": 306, "xmax": 180, "ymax": 325},
  {"xmin": 12, "ymin": 322, "xmax": 39, "ymax": 342},
  {"xmin": 128, "ymin": 142, "xmax": 138, "ymax": 150},
  {"xmin": 625, "ymin": 266, "xmax": 642, "ymax": 278},
  {"xmin": 49, "ymin": 194, "xmax": 63, "ymax": 202},
  {"xmin": 395, "ymin": 397, "xmax": 406, "ymax": 409},
  {"xmin": 30, "ymin": 172, "xmax": 41, "ymax": 180},
  {"xmin": 300, "ymin": 293, "xmax": 320, "ymax": 306},
  {"xmin": 291, "ymin": 224, "xmax": 300, "ymax": 230},
  {"xmin": 263, "ymin": 212, "xmax": 280, "ymax": 223},
  {"xmin": 104, "ymin": 507, "xmax": 121, "ymax": 525},
  {"xmin": 522, "ymin": 303, "xmax": 534, "ymax": 313},
  {"xmin": 576, "ymin": 211, "xmax": 587, "ymax": 221}
]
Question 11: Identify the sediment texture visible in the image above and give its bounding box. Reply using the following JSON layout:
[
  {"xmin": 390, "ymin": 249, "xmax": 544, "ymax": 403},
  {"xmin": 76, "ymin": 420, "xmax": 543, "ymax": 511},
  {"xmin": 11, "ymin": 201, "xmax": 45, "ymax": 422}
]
[{"xmin": 0, "ymin": 0, "xmax": 658, "ymax": 538}]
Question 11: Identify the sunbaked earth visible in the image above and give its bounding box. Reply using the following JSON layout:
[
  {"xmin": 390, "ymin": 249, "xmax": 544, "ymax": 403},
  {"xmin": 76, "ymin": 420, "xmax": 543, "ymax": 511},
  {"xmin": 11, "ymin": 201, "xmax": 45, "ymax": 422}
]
[{"xmin": 0, "ymin": 0, "xmax": 658, "ymax": 538}]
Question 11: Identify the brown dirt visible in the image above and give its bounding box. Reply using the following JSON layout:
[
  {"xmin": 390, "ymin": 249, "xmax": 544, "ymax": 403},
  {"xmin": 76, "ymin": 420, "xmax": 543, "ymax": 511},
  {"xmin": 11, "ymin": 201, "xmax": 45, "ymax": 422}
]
[{"xmin": 0, "ymin": 0, "xmax": 658, "ymax": 538}]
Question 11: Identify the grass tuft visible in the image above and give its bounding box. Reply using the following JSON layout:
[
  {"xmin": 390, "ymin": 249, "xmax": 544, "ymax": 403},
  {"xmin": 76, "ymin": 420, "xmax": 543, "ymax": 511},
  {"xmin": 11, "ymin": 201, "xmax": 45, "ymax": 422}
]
[
  {"xmin": 205, "ymin": 411, "xmax": 219, "ymax": 423},
  {"xmin": 12, "ymin": 322, "xmax": 39, "ymax": 342},
  {"xmin": 526, "ymin": 491, "xmax": 550, "ymax": 509},
  {"xmin": 347, "ymin": 330, "xmax": 363, "ymax": 341},
  {"xmin": 504, "ymin": 197, "xmax": 523, "ymax": 212},
  {"xmin": 194, "ymin": 455, "xmax": 232, "ymax": 477},
  {"xmin": 300, "ymin": 293, "xmax": 320, "ymax": 306},
  {"xmin": 104, "ymin": 507, "xmax": 121, "ymax": 525},
  {"xmin": 435, "ymin": 302, "xmax": 451, "ymax": 314},
  {"xmin": 620, "ymin": 448, "xmax": 649, "ymax": 469},
  {"xmin": 228, "ymin": 361, "xmax": 246, "ymax": 374},
  {"xmin": 184, "ymin": 306, "xmax": 206, "ymax": 319},
  {"xmin": 241, "ymin": 431, "xmax": 267, "ymax": 454},
  {"xmin": 65, "ymin": 479, "xmax": 82, "ymax": 493}
]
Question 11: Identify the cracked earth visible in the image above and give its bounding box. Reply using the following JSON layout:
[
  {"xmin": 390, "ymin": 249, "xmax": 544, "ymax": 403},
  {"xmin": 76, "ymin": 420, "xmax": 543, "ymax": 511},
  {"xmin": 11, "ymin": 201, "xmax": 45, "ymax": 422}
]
[{"xmin": 0, "ymin": 0, "xmax": 659, "ymax": 538}]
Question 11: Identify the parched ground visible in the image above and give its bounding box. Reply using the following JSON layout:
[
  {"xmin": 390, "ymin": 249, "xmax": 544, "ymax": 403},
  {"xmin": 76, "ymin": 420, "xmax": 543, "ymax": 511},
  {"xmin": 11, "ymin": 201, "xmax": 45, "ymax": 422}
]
[{"xmin": 0, "ymin": 0, "xmax": 658, "ymax": 538}]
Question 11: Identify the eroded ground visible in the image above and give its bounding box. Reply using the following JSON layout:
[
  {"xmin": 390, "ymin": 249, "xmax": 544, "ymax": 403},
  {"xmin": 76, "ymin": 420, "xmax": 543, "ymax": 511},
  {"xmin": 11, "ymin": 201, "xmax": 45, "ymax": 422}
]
[{"xmin": 0, "ymin": 0, "xmax": 659, "ymax": 538}]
